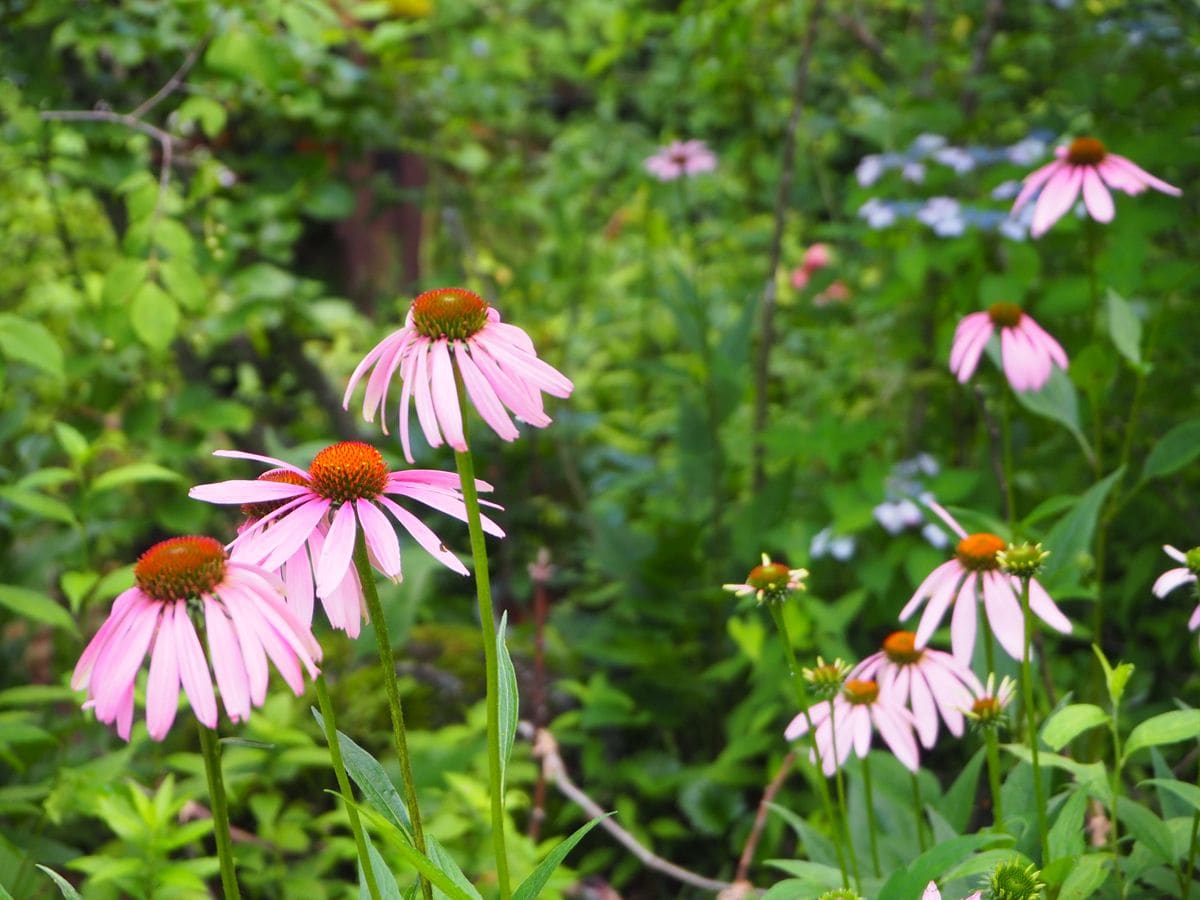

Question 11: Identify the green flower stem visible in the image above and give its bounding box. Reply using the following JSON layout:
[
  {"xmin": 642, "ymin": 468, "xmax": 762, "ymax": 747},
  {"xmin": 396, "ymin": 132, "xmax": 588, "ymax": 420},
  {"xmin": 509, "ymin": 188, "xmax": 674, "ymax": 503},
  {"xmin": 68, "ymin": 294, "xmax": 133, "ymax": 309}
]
[
  {"xmin": 354, "ymin": 532, "xmax": 433, "ymax": 900},
  {"xmin": 983, "ymin": 728, "xmax": 1005, "ymax": 830},
  {"xmin": 1019, "ymin": 576, "xmax": 1049, "ymax": 863},
  {"xmin": 767, "ymin": 603, "xmax": 850, "ymax": 886},
  {"xmin": 451, "ymin": 380, "xmax": 513, "ymax": 900},
  {"xmin": 910, "ymin": 772, "xmax": 929, "ymax": 851},
  {"xmin": 1184, "ymin": 810, "xmax": 1198, "ymax": 900},
  {"xmin": 1108, "ymin": 693, "xmax": 1125, "ymax": 894},
  {"xmin": 1000, "ymin": 390, "xmax": 1017, "ymax": 533},
  {"xmin": 830, "ymin": 725, "xmax": 861, "ymax": 894},
  {"xmin": 196, "ymin": 722, "xmax": 242, "ymax": 900},
  {"xmin": 316, "ymin": 673, "xmax": 381, "ymax": 900},
  {"xmin": 861, "ymin": 754, "xmax": 882, "ymax": 877}
]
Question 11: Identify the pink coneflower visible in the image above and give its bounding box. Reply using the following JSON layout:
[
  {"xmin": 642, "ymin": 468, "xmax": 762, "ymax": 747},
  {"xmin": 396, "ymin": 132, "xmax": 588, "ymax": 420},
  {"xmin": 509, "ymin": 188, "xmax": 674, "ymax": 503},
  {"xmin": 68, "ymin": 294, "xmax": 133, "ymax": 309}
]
[
  {"xmin": 723, "ymin": 553, "xmax": 808, "ymax": 605},
  {"xmin": 643, "ymin": 139, "xmax": 717, "ymax": 181},
  {"xmin": 802, "ymin": 243, "xmax": 832, "ymax": 271},
  {"xmin": 850, "ymin": 631, "xmax": 982, "ymax": 749},
  {"xmin": 71, "ymin": 536, "xmax": 321, "ymax": 740},
  {"xmin": 963, "ymin": 673, "xmax": 1016, "ymax": 729},
  {"xmin": 785, "ymin": 677, "xmax": 919, "ymax": 775},
  {"xmin": 1012, "ymin": 136, "xmax": 1181, "ymax": 239},
  {"xmin": 343, "ymin": 288, "xmax": 573, "ymax": 463},
  {"xmin": 900, "ymin": 504, "xmax": 1071, "ymax": 665},
  {"xmin": 950, "ymin": 303, "xmax": 1067, "ymax": 393},
  {"xmin": 924, "ymin": 882, "xmax": 982, "ymax": 900},
  {"xmin": 190, "ymin": 443, "xmax": 504, "ymax": 600}
]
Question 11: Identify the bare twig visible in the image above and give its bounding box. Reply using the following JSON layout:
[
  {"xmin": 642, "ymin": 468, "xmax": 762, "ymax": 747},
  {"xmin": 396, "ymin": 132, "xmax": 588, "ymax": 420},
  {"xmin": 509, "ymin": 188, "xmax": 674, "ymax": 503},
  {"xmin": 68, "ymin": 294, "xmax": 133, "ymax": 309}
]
[
  {"xmin": 527, "ymin": 726, "xmax": 740, "ymax": 894},
  {"xmin": 752, "ymin": 0, "xmax": 825, "ymax": 490},
  {"xmin": 129, "ymin": 40, "xmax": 206, "ymax": 119},
  {"xmin": 734, "ymin": 752, "xmax": 795, "ymax": 883},
  {"xmin": 833, "ymin": 13, "xmax": 890, "ymax": 68}
]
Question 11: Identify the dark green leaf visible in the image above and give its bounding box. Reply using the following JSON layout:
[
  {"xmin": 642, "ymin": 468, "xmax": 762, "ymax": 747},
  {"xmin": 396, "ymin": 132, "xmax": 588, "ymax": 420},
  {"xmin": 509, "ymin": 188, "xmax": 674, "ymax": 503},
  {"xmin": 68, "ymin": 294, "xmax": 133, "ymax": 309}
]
[
  {"xmin": 936, "ymin": 746, "xmax": 985, "ymax": 833},
  {"xmin": 1041, "ymin": 468, "xmax": 1124, "ymax": 581},
  {"xmin": 1143, "ymin": 419, "xmax": 1200, "ymax": 482},
  {"xmin": 36, "ymin": 866, "xmax": 82, "ymax": 899},
  {"xmin": 311, "ymin": 708, "xmax": 412, "ymax": 836},
  {"xmin": 512, "ymin": 815, "xmax": 608, "ymax": 900},
  {"xmin": 1048, "ymin": 788, "xmax": 1089, "ymax": 862},
  {"xmin": 1117, "ymin": 796, "xmax": 1176, "ymax": 865}
]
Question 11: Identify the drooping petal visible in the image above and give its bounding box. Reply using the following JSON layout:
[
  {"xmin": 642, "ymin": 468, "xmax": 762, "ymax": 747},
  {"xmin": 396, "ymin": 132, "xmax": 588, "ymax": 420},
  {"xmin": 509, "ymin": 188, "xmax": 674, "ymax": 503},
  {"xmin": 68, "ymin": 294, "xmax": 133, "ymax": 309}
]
[
  {"xmin": 343, "ymin": 330, "xmax": 400, "ymax": 409},
  {"xmin": 949, "ymin": 314, "xmax": 994, "ymax": 383},
  {"xmin": 356, "ymin": 499, "xmax": 402, "ymax": 580},
  {"xmin": 189, "ymin": 479, "xmax": 310, "ymax": 505},
  {"xmin": 223, "ymin": 591, "xmax": 270, "ymax": 705},
  {"xmin": 1165, "ymin": 545, "xmax": 1188, "ymax": 564},
  {"xmin": 914, "ymin": 565, "xmax": 966, "ymax": 649},
  {"xmin": 411, "ymin": 339, "xmax": 444, "ymax": 451},
  {"xmin": 901, "ymin": 559, "xmax": 961, "ymax": 621},
  {"xmin": 212, "ymin": 449, "xmax": 311, "ymax": 478},
  {"xmin": 873, "ymin": 703, "xmax": 920, "ymax": 772},
  {"xmin": 909, "ymin": 669, "xmax": 940, "ymax": 748},
  {"xmin": 203, "ymin": 596, "xmax": 251, "ymax": 724},
  {"xmin": 1081, "ymin": 167, "xmax": 1115, "ymax": 223},
  {"xmin": 256, "ymin": 498, "xmax": 333, "ymax": 572},
  {"xmin": 174, "ymin": 603, "xmax": 218, "ymax": 729},
  {"xmin": 1012, "ymin": 159, "xmax": 1064, "ymax": 214},
  {"xmin": 852, "ymin": 706, "xmax": 873, "ymax": 758},
  {"xmin": 1106, "ymin": 154, "xmax": 1182, "ymax": 197},
  {"xmin": 72, "ymin": 587, "xmax": 144, "ymax": 689},
  {"xmin": 1154, "ymin": 567, "xmax": 1196, "ymax": 598},
  {"xmin": 949, "ymin": 576, "xmax": 979, "ymax": 666},
  {"xmin": 457, "ymin": 343, "xmax": 520, "ymax": 441},
  {"xmin": 982, "ymin": 573, "xmax": 1026, "ymax": 660},
  {"xmin": 316, "ymin": 502, "xmax": 358, "ymax": 598},
  {"xmin": 91, "ymin": 599, "xmax": 161, "ymax": 721},
  {"xmin": 1031, "ymin": 165, "xmax": 1084, "ymax": 238},
  {"xmin": 376, "ymin": 495, "xmax": 469, "ymax": 575},
  {"xmin": 145, "ymin": 609, "xmax": 181, "ymax": 740},
  {"xmin": 429, "ymin": 340, "xmax": 466, "ymax": 452},
  {"xmin": 1026, "ymin": 578, "xmax": 1073, "ymax": 634},
  {"xmin": 281, "ymin": 543, "xmax": 315, "ymax": 627}
]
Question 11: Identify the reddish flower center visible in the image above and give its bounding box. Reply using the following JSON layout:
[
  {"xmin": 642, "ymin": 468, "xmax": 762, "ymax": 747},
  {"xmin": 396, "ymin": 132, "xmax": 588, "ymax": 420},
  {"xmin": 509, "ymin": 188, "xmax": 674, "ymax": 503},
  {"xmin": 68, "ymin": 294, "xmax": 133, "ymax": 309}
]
[
  {"xmin": 972, "ymin": 696, "xmax": 1002, "ymax": 719},
  {"xmin": 882, "ymin": 630, "xmax": 923, "ymax": 665},
  {"xmin": 747, "ymin": 562, "xmax": 792, "ymax": 593},
  {"xmin": 134, "ymin": 536, "xmax": 227, "ymax": 603},
  {"xmin": 843, "ymin": 679, "xmax": 879, "ymax": 705},
  {"xmin": 986, "ymin": 302, "xmax": 1023, "ymax": 329},
  {"xmin": 410, "ymin": 287, "xmax": 489, "ymax": 340},
  {"xmin": 309, "ymin": 442, "xmax": 389, "ymax": 503},
  {"xmin": 242, "ymin": 469, "xmax": 310, "ymax": 520},
  {"xmin": 956, "ymin": 532, "xmax": 1006, "ymax": 572},
  {"xmin": 1066, "ymin": 136, "xmax": 1107, "ymax": 166}
]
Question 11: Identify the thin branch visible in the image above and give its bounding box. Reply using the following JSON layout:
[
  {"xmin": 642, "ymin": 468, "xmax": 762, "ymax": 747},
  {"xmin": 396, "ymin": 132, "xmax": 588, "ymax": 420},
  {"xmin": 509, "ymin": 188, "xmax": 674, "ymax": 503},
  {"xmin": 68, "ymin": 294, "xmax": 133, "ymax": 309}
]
[
  {"xmin": 833, "ymin": 13, "xmax": 891, "ymax": 69},
  {"xmin": 735, "ymin": 753, "xmax": 795, "ymax": 883},
  {"xmin": 129, "ymin": 39, "xmax": 207, "ymax": 119},
  {"xmin": 752, "ymin": 0, "xmax": 825, "ymax": 490},
  {"xmin": 527, "ymin": 726, "xmax": 740, "ymax": 895}
]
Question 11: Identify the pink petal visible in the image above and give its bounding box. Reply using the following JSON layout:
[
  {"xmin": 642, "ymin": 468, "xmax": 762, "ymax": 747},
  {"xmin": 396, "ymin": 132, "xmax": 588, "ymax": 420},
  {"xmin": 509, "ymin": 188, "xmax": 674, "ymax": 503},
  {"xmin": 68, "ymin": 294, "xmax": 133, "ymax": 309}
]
[
  {"xmin": 1106, "ymin": 154, "xmax": 1182, "ymax": 197},
  {"xmin": 1165, "ymin": 545, "xmax": 1188, "ymax": 564},
  {"xmin": 282, "ymin": 544, "xmax": 315, "ymax": 627},
  {"xmin": 914, "ymin": 566, "xmax": 966, "ymax": 649},
  {"xmin": 174, "ymin": 603, "xmax": 218, "ymax": 729},
  {"xmin": 949, "ymin": 314, "xmax": 993, "ymax": 382},
  {"xmin": 982, "ymin": 573, "xmax": 1025, "ymax": 660},
  {"xmin": 456, "ymin": 344, "xmax": 520, "ymax": 441},
  {"xmin": 1012, "ymin": 159, "xmax": 1064, "ymax": 214},
  {"xmin": 1020, "ymin": 315, "xmax": 1068, "ymax": 369},
  {"xmin": 852, "ymin": 706, "xmax": 873, "ymax": 758},
  {"xmin": 258, "ymin": 498, "xmax": 332, "ymax": 572},
  {"xmin": 1026, "ymin": 578, "xmax": 1072, "ymax": 634},
  {"xmin": 386, "ymin": 484, "xmax": 506, "ymax": 538},
  {"xmin": 204, "ymin": 596, "xmax": 251, "ymax": 724},
  {"xmin": 223, "ymin": 592, "xmax": 270, "ymax": 705},
  {"xmin": 949, "ymin": 576, "xmax": 979, "ymax": 666},
  {"xmin": 224, "ymin": 584, "xmax": 305, "ymax": 694},
  {"xmin": 901, "ymin": 559, "xmax": 961, "ymax": 622},
  {"xmin": 411, "ymin": 340, "xmax": 444, "ymax": 452},
  {"xmin": 1153, "ymin": 567, "xmax": 1195, "ymax": 599},
  {"xmin": 356, "ymin": 499, "xmax": 402, "ymax": 580},
  {"xmin": 376, "ymin": 495, "xmax": 469, "ymax": 575},
  {"xmin": 212, "ymin": 449, "xmax": 310, "ymax": 478},
  {"xmin": 1082, "ymin": 167, "xmax": 1115, "ymax": 223},
  {"xmin": 469, "ymin": 341, "xmax": 551, "ymax": 426},
  {"xmin": 189, "ymin": 479, "xmax": 310, "ymax": 505},
  {"xmin": 91, "ymin": 599, "xmax": 160, "ymax": 721},
  {"xmin": 343, "ymin": 331, "xmax": 398, "ymax": 408},
  {"xmin": 316, "ymin": 502, "xmax": 358, "ymax": 598},
  {"xmin": 430, "ymin": 341, "xmax": 466, "ymax": 452},
  {"xmin": 909, "ymin": 670, "xmax": 939, "ymax": 748},
  {"xmin": 926, "ymin": 501, "xmax": 968, "ymax": 539},
  {"xmin": 145, "ymin": 608, "xmax": 181, "ymax": 740},
  {"xmin": 873, "ymin": 704, "xmax": 920, "ymax": 772},
  {"xmin": 1189, "ymin": 605, "xmax": 1200, "ymax": 631},
  {"xmin": 72, "ymin": 587, "xmax": 144, "ymax": 689},
  {"xmin": 1031, "ymin": 166, "xmax": 1083, "ymax": 239},
  {"xmin": 398, "ymin": 338, "xmax": 420, "ymax": 463}
]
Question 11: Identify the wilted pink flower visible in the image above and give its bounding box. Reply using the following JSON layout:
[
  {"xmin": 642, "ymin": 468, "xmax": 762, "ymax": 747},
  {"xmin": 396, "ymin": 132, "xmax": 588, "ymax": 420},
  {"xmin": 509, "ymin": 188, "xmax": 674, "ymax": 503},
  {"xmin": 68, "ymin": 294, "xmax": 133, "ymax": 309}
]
[
  {"xmin": 1013, "ymin": 136, "xmax": 1181, "ymax": 239},
  {"xmin": 802, "ymin": 243, "xmax": 831, "ymax": 271},
  {"xmin": 72, "ymin": 536, "xmax": 321, "ymax": 740},
  {"xmin": 850, "ymin": 631, "xmax": 982, "ymax": 749},
  {"xmin": 343, "ymin": 288, "xmax": 573, "ymax": 463},
  {"xmin": 950, "ymin": 303, "xmax": 1067, "ymax": 393},
  {"xmin": 923, "ymin": 882, "xmax": 982, "ymax": 900},
  {"xmin": 813, "ymin": 280, "xmax": 851, "ymax": 307},
  {"xmin": 900, "ymin": 503, "xmax": 1071, "ymax": 665},
  {"xmin": 190, "ymin": 443, "xmax": 504, "ymax": 600},
  {"xmin": 785, "ymin": 677, "xmax": 919, "ymax": 775},
  {"xmin": 643, "ymin": 139, "xmax": 717, "ymax": 181}
]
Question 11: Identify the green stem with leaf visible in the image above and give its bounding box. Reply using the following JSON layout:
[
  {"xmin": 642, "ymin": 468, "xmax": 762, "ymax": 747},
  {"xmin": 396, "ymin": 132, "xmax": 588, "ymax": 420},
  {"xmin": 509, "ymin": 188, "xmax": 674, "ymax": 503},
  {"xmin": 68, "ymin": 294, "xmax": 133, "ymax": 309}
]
[
  {"xmin": 197, "ymin": 722, "xmax": 242, "ymax": 900},
  {"xmin": 1019, "ymin": 575, "xmax": 1049, "ymax": 863},
  {"xmin": 861, "ymin": 754, "xmax": 882, "ymax": 877}
]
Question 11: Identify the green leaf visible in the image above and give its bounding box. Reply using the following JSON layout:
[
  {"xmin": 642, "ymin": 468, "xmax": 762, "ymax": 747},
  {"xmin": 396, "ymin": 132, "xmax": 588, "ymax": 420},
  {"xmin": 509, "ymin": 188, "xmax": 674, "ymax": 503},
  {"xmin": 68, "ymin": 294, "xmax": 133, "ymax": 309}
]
[
  {"xmin": 512, "ymin": 815, "xmax": 608, "ymax": 900},
  {"xmin": 0, "ymin": 584, "xmax": 76, "ymax": 632},
  {"xmin": 360, "ymin": 831, "xmax": 402, "ymax": 900},
  {"xmin": 1040, "ymin": 468, "xmax": 1124, "ymax": 581},
  {"xmin": 54, "ymin": 422, "xmax": 89, "ymax": 463},
  {"xmin": 875, "ymin": 833, "xmax": 1012, "ymax": 900},
  {"xmin": 0, "ymin": 685, "xmax": 76, "ymax": 706},
  {"xmin": 160, "ymin": 258, "xmax": 207, "ymax": 313},
  {"xmin": 89, "ymin": 463, "xmax": 183, "ymax": 494},
  {"xmin": 763, "ymin": 860, "xmax": 844, "ymax": 893},
  {"xmin": 1105, "ymin": 290, "xmax": 1142, "ymax": 366},
  {"xmin": 1002, "ymin": 745, "xmax": 1111, "ymax": 801},
  {"xmin": 1092, "ymin": 645, "xmax": 1135, "ymax": 708},
  {"xmin": 129, "ymin": 281, "xmax": 180, "ymax": 350},
  {"xmin": 426, "ymin": 835, "xmax": 482, "ymax": 900},
  {"xmin": 1143, "ymin": 418, "xmax": 1200, "ymax": 482},
  {"xmin": 497, "ymin": 611, "xmax": 519, "ymax": 791},
  {"xmin": 1042, "ymin": 704, "xmax": 1110, "ymax": 751},
  {"xmin": 1015, "ymin": 367, "xmax": 1092, "ymax": 465},
  {"xmin": 1124, "ymin": 710, "xmax": 1200, "ymax": 762},
  {"xmin": 1140, "ymin": 778, "xmax": 1200, "ymax": 815},
  {"xmin": 348, "ymin": 799, "xmax": 472, "ymax": 900},
  {"xmin": 102, "ymin": 258, "xmax": 148, "ymax": 307},
  {"xmin": 936, "ymin": 746, "xmax": 985, "ymax": 833},
  {"xmin": 1116, "ymin": 796, "xmax": 1175, "ymax": 865},
  {"xmin": 311, "ymin": 709, "xmax": 412, "ymax": 836},
  {"xmin": 36, "ymin": 865, "xmax": 83, "ymax": 899},
  {"xmin": 0, "ymin": 486, "xmax": 78, "ymax": 525},
  {"xmin": 0, "ymin": 314, "xmax": 64, "ymax": 380},
  {"xmin": 1057, "ymin": 853, "xmax": 1109, "ymax": 900},
  {"xmin": 176, "ymin": 96, "xmax": 227, "ymax": 138},
  {"xmin": 1048, "ymin": 788, "xmax": 1089, "ymax": 862}
]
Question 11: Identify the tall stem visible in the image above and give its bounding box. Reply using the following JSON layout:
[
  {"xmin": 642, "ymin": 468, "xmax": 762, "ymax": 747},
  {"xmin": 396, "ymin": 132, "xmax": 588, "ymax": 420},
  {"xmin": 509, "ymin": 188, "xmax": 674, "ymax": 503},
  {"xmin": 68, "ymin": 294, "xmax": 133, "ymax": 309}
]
[
  {"xmin": 861, "ymin": 754, "xmax": 882, "ymax": 877},
  {"xmin": 451, "ymin": 377, "xmax": 513, "ymax": 900},
  {"xmin": 316, "ymin": 674, "xmax": 382, "ymax": 900},
  {"xmin": 197, "ymin": 722, "xmax": 242, "ymax": 900},
  {"xmin": 1019, "ymin": 576, "xmax": 1049, "ymax": 862},
  {"xmin": 1000, "ymin": 390, "xmax": 1017, "ymax": 533},
  {"xmin": 768, "ymin": 604, "xmax": 849, "ymax": 885},
  {"xmin": 910, "ymin": 772, "xmax": 929, "ymax": 851},
  {"xmin": 354, "ymin": 533, "xmax": 432, "ymax": 900},
  {"xmin": 984, "ymin": 729, "xmax": 1005, "ymax": 829},
  {"xmin": 831, "ymin": 724, "xmax": 861, "ymax": 893},
  {"xmin": 1109, "ymin": 701, "xmax": 1125, "ymax": 896}
]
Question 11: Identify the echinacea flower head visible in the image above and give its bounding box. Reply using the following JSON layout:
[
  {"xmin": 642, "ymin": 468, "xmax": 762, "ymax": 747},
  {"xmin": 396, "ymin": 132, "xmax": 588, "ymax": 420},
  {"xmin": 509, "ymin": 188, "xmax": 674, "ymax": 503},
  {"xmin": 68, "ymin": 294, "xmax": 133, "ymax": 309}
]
[
  {"xmin": 803, "ymin": 656, "xmax": 851, "ymax": 699},
  {"xmin": 997, "ymin": 542, "xmax": 1051, "ymax": 579},
  {"xmin": 923, "ymin": 883, "xmax": 982, "ymax": 900},
  {"xmin": 723, "ymin": 553, "xmax": 808, "ymax": 605},
  {"xmin": 850, "ymin": 631, "xmax": 983, "ymax": 748},
  {"xmin": 964, "ymin": 673, "xmax": 1017, "ymax": 731},
  {"xmin": 343, "ymin": 288, "xmax": 573, "ymax": 463},
  {"xmin": 986, "ymin": 859, "xmax": 1044, "ymax": 900},
  {"xmin": 785, "ymin": 677, "xmax": 920, "ymax": 775},
  {"xmin": 900, "ymin": 503, "xmax": 1071, "ymax": 665},
  {"xmin": 950, "ymin": 303, "xmax": 1068, "ymax": 393},
  {"xmin": 72, "ymin": 536, "xmax": 321, "ymax": 741},
  {"xmin": 643, "ymin": 139, "xmax": 717, "ymax": 181},
  {"xmin": 1012, "ymin": 136, "xmax": 1181, "ymax": 239},
  {"xmin": 1153, "ymin": 545, "xmax": 1200, "ymax": 637},
  {"xmin": 190, "ymin": 443, "xmax": 504, "ymax": 603}
]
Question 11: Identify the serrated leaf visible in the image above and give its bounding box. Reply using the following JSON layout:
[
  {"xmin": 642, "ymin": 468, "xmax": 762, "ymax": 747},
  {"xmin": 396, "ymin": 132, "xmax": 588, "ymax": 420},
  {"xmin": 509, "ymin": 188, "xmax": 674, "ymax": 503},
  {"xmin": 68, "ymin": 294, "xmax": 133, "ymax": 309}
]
[
  {"xmin": 36, "ymin": 865, "xmax": 82, "ymax": 899},
  {"xmin": 1042, "ymin": 704, "xmax": 1110, "ymax": 751},
  {"xmin": 129, "ymin": 281, "xmax": 180, "ymax": 350},
  {"xmin": 1105, "ymin": 290, "xmax": 1142, "ymax": 366},
  {"xmin": 1124, "ymin": 710, "xmax": 1200, "ymax": 762},
  {"xmin": 0, "ymin": 584, "xmax": 76, "ymax": 631},
  {"xmin": 0, "ymin": 314, "xmax": 64, "ymax": 380},
  {"xmin": 1040, "ymin": 468, "xmax": 1124, "ymax": 581},
  {"xmin": 89, "ymin": 463, "xmax": 182, "ymax": 494},
  {"xmin": 1143, "ymin": 419, "xmax": 1200, "ymax": 482},
  {"xmin": 512, "ymin": 815, "xmax": 608, "ymax": 900},
  {"xmin": 497, "ymin": 612, "xmax": 519, "ymax": 790}
]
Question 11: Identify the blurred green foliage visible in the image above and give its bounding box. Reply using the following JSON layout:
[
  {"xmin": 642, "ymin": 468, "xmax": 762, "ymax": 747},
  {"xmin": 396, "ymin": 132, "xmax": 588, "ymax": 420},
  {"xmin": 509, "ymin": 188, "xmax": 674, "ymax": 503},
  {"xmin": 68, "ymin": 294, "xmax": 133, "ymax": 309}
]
[{"xmin": 1, "ymin": 0, "xmax": 1198, "ymax": 896}]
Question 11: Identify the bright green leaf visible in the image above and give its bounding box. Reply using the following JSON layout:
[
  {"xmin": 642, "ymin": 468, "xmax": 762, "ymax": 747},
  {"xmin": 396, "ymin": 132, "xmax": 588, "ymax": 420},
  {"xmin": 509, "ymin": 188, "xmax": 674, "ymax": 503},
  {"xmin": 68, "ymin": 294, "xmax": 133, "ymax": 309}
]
[
  {"xmin": 1092, "ymin": 645, "xmax": 1134, "ymax": 708},
  {"xmin": 129, "ymin": 281, "xmax": 180, "ymax": 350},
  {"xmin": 54, "ymin": 422, "xmax": 89, "ymax": 462},
  {"xmin": 1105, "ymin": 290, "xmax": 1142, "ymax": 367},
  {"xmin": 0, "ymin": 314, "xmax": 64, "ymax": 380},
  {"xmin": 1057, "ymin": 853, "xmax": 1109, "ymax": 900},
  {"xmin": 0, "ymin": 584, "xmax": 76, "ymax": 632},
  {"xmin": 1049, "ymin": 789, "xmax": 1089, "ymax": 863},
  {"xmin": 512, "ymin": 815, "xmax": 608, "ymax": 900},
  {"xmin": 36, "ymin": 865, "xmax": 82, "ymax": 899},
  {"xmin": 89, "ymin": 463, "xmax": 183, "ymax": 494},
  {"xmin": 0, "ymin": 486, "xmax": 78, "ymax": 525},
  {"xmin": 176, "ymin": 96, "xmax": 227, "ymax": 138},
  {"xmin": 1124, "ymin": 710, "xmax": 1200, "ymax": 762},
  {"xmin": 1042, "ymin": 704, "xmax": 1110, "ymax": 751}
]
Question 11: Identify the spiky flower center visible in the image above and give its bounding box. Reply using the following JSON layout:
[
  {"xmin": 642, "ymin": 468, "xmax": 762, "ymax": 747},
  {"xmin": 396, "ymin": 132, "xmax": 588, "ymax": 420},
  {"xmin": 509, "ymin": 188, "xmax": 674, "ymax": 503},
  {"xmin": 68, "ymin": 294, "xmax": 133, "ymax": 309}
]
[
  {"xmin": 987, "ymin": 302, "xmax": 1024, "ymax": 329},
  {"xmin": 135, "ymin": 536, "xmax": 227, "ymax": 603},
  {"xmin": 242, "ymin": 469, "xmax": 310, "ymax": 520},
  {"xmin": 998, "ymin": 542, "xmax": 1051, "ymax": 578},
  {"xmin": 956, "ymin": 532, "xmax": 1006, "ymax": 572},
  {"xmin": 882, "ymin": 630, "xmax": 923, "ymax": 665},
  {"xmin": 1186, "ymin": 547, "xmax": 1200, "ymax": 575},
  {"xmin": 1066, "ymin": 136, "xmax": 1107, "ymax": 166},
  {"xmin": 987, "ymin": 860, "xmax": 1045, "ymax": 900},
  {"xmin": 971, "ymin": 696, "xmax": 1002, "ymax": 720},
  {"xmin": 843, "ymin": 679, "xmax": 879, "ymax": 705},
  {"xmin": 747, "ymin": 562, "xmax": 792, "ymax": 593},
  {"xmin": 804, "ymin": 657, "xmax": 850, "ymax": 698},
  {"xmin": 309, "ymin": 442, "xmax": 389, "ymax": 503},
  {"xmin": 410, "ymin": 287, "xmax": 489, "ymax": 340}
]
